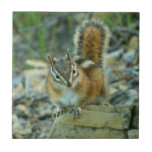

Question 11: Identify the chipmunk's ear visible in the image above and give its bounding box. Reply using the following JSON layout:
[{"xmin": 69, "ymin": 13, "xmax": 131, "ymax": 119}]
[
  {"xmin": 66, "ymin": 49, "xmax": 76, "ymax": 65},
  {"xmin": 48, "ymin": 56, "xmax": 53, "ymax": 66},
  {"xmin": 48, "ymin": 56, "xmax": 58, "ymax": 73},
  {"xmin": 48, "ymin": 56, "xmax": 57, "ymax": 66},
  {"xmin": 66, "ymin": 49, "xmax": 72, "ymax": 61}
]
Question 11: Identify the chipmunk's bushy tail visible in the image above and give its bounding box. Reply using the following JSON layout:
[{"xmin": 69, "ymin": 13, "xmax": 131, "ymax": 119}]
[{"xmin": 74, "ymin": 20, "xmax": 111, "ymax": 68}]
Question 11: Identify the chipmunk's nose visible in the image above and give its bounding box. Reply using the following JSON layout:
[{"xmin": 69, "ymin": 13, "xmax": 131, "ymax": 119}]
[{"xmin": 67, "ymin": 81, "xmax": 72, "ymax": 87}]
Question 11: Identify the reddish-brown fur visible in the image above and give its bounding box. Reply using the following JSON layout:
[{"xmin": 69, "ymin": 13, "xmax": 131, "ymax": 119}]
[
  {"xmin": 75, "ymin": 65, "xmax": 103, "ymax": 105},
  {"xmin": 81, "ymin": 26, "xmax": 102, "ymax": 65},
  {"xmin": 47, "ymin": 20, "xmax": 110, "ymax": 111}
]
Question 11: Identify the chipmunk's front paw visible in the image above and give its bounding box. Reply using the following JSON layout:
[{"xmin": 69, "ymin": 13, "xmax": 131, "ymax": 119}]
[
  {"xmin": 69, "ymin": 107, "xmax": 82, "ymax": 119},
  {"xmin": 51, "ymin": 105, "xmax": 66, "ymax": 118}
]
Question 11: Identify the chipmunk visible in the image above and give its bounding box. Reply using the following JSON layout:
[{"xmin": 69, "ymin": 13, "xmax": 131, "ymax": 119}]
[{"xmin": 47, "ymin": 20, "xmax": 111, "ymax": 118}]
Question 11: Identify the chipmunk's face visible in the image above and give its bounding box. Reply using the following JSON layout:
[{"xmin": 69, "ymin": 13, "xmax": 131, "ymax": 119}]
[{"xmin": 48, "ymin": 52, "xmax": 79, "ymax": 88}]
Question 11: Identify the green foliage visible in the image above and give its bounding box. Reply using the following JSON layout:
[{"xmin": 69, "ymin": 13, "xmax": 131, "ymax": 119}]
[
  {"xmin": 13, "ymin": 12, "xmax": 48, "ymax": 63},
  {"xmin": 126, "ymin": 13, "xmax": 132, "ymax": 28},
  {"xmin": 13, "ymin": 12, "xmax": 139, "ymax": 69},
  {"xmin": 116, "ymin": 12, "xmax": 123, "ymax": 26},
  {"xmin": 103, "ymin": 13, "xmax": 115, "ymax": 27},
  {"xmin": 102, "ymin": 12, "xmax": 136, "ymax": 28}
]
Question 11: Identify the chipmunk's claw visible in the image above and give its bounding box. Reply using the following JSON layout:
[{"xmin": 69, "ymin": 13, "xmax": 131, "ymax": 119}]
[
  {"xmin": 70, "ymin": 107, "xmax": 82, "ymax": 119},
  {"xmin": 51, "ymin": 105, "xmax": 67, "ymax": 118}
]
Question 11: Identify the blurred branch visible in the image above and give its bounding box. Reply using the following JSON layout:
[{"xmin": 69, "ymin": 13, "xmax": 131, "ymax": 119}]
[
  {"xmin": 115, "ymin": 66, "xmax": 139, "ymax": 77},
  {"xmin": 19, "ymin": 14, "xmax": 71, "ymax": 32},
  {"xmin": 19, "ymin": 17, "xmax": 58, "ymax": 32},
  {"xmin": 108, "ymin": 37, "xmax": 126, "ymax": 52},
  {"xmin": 110, "ymin": 78, "xmax": 126, "ymax": 84},
  {"xmin": 115, "ymin": 26, "xmax": 139, "ymax": 36}
]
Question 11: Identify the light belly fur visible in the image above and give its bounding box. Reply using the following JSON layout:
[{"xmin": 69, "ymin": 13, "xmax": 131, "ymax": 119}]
[{"xmin": 59, "ymin": 89, "xmax": 79, "ymax": 107}]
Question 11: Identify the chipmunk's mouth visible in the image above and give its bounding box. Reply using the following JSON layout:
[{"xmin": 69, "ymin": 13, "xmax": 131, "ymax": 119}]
[{"xmin": 67, "ymin": 81, "xmax": 72, "ymax": 87}]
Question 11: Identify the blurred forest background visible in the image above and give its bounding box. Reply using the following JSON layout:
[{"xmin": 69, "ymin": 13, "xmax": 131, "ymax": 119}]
[{"xmin": 13, "ymin": 12, "xmax": 139, "ymax": 138}]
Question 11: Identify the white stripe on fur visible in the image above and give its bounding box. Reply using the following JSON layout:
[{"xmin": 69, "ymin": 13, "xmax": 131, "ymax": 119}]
[{"xmin": 81, "ymin": 60, "xmax": 95, "ymax": 68}]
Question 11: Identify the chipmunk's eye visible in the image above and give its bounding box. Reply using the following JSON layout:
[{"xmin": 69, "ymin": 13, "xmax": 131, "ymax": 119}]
[
  {"xmin": 73, "ymin": 69, "xmax": 77, "ymax": 76},
  {"xmin": 73, "ymin": 70, "xmax": 76, "ymax": 74},
  {"xmin": 56, "ymin": 74, "xmax": 60, "ymax": 79}
]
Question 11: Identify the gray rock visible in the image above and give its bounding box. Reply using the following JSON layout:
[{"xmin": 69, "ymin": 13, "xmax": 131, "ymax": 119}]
[
  {"xmin": 49, "ymin": 105, "xmax": 133, "ymax": 139},
  {"xmin": 107, "ymin": 48, "xmax": 124, "ymax": 59},
  {"xmin": 13, "ymin": 73, "xmax": 24, "ymax": 88},
  {"xmin": 128, "ymin": 129, "xmax": 139, "ymax": 139},
  {"xmin": 123, "ymin": 51, "xmax": 136, "ymax": 64},
  {"xmin": 50, "ymin": 124, "xmax": 128, "ymax": 139}
]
